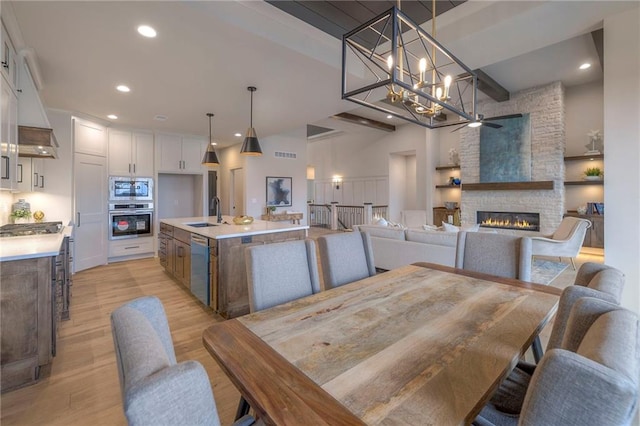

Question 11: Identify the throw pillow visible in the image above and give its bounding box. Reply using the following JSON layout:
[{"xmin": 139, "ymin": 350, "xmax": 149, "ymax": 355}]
[
  {"xmin": 373, "ymin": 217, "xmax": 388, "ymax": 227},
  {"xmin": 442, "ymin": 223, "xmax": 481, "ymax": 233},
  {"xmin": 422, "ymin": 224, "xmax": 442, "ymax": 231}
]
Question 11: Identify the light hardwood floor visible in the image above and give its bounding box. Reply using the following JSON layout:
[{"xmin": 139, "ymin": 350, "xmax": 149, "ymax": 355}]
[{"xmin": 0, "ymin": 228, "xmax": 602, "ymax": 425}]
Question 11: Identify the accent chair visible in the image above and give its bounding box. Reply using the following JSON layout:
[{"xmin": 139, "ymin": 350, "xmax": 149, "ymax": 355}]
[{"xmin": 530, "ymin": 216, "xmax": 592, "ymax": 270}]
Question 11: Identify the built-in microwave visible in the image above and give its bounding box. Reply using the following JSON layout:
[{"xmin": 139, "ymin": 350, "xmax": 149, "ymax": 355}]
[{"xmin": 109, "ymin": 176, "xmax": 153, "ymax": 201}]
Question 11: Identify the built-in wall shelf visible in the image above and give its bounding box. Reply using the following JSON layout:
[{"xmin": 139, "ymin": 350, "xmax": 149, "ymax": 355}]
[
  {"xmin": 564, "ymin": 154, "xmax": 604, "ymax": 162},
  {"xmin": 462, "ymin": 181, "xmax": 555, "ymax": 191},
  {"xmin": 435, "ymin": 184, "xmax": 461, "ymax": 189},
  {"xmin": 565, "ymin": 180, "xmax": 604, "ymax": 186},
  {"xmin": 435, "ymin": 165, "xmax": 460, "ymax": 171}
]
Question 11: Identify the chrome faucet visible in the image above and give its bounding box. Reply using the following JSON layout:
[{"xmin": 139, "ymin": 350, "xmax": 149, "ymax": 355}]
[{"xmin": 212, "ymin": 196, "xmax": 222, "ymax": 223}]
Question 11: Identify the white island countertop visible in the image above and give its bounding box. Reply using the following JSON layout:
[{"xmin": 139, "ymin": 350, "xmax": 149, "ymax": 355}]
[
  {"xmin": 161, "ymin": 216, "xmax": 308, "ymax": 239},
  {"xmin": 0, "ymin": 226, "xmax": 73, "ymax": 262}
]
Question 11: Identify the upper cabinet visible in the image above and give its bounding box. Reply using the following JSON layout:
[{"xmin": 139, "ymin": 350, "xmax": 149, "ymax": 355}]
[
  {"xmin": 1, "ymin": 74, "xmax": 18, "ymax": 191},
  {"xmin": 1, "ymin": 21, "xmax": 18, "ymax": 90},
  {"xmin": 108, "ymin": 129, "xmax": 154, "ymax": 177},
  {"xmin": 74, "ymin": 117, "xmax": 107, "ymax": 157},
  {"xmin": 155, "ymin": 133, "xmax": 205, "ymax": 174}
]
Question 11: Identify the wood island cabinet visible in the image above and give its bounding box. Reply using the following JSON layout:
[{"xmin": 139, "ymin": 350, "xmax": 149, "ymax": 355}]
[
  {"xmin": 159, "ymin": 224, "xmax": 190, "ymax": 289},
  {"xmin": 209, "ymin": 229, "xmax": 306, "ymax": 319}
]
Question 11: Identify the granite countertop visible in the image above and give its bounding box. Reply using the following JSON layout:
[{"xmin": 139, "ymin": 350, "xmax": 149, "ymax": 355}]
[
  {"xmin": 161, "ymin": 216, "xmax": 308, "ymax": 239},
  {"xmin": 0, "ymin": 226, "xmax": 73, "ymax": 262}
]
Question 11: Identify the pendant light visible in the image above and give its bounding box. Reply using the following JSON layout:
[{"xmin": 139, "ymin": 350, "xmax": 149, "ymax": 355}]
[
  {"xmin": 240, "ymin": 86, "xmax": 262, "ymax": 156},
  {"xmin": 202, "ymin": 113, "xmax": 220, "ymax": 166}
]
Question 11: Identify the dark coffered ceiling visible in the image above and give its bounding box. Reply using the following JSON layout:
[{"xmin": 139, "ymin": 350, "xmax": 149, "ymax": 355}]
[{"xmin": 266, "ymin": 1, "xmax": 466, "ymax": 40}]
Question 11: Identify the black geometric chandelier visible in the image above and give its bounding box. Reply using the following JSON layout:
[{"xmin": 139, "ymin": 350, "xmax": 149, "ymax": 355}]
[{"xmin": 341, "ymin": 2, "xmax": 479, "ymax": 129}]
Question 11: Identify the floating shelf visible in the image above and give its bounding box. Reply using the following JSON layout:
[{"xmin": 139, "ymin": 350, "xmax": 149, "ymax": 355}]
[
  {"xmin": 564, "ymin": 154, "xmax": 604, "ymax": 161},
  {"xmin": 435, "ymin": 165, "xmax": 460, "ymax": 171},
  {"xmin": 565, "ymin": 180, "xmax": 604, "ymax": 186},
  {"xmin": 462, "ymin": 181, "xmax": 555, "ymax": 191},
  {"xmin": 435, "ymin": 184, "xmax": 461, "ymax": 189}
]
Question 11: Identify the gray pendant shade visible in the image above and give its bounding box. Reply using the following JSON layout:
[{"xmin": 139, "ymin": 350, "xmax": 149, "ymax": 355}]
[
  {"xmin": 240, "ymin": 86, "xmax": 262, "ymax": 156},
  {"xmin": 202, "ymin": 113, "xmax": 220, "ymax": 166}
]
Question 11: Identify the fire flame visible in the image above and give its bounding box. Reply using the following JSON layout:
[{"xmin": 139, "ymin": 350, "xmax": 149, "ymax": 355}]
[{"xmin": 481, "ymin": 218, "xmax": 534, "ymax": 229}]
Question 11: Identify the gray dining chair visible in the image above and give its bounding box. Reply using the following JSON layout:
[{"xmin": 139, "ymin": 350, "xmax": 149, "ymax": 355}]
[
  {"xmin": 245, "ymin": 238, "xmax": 321, "ymax": 312},
  {"xmin": 488, "ymin": 261, "xmax": 627, "ymax": 415},
  {"xmin": 455, "ymin": 231, "xmax": 532, "ymax": 282},
  {"xmin": 474, "ymin": 296, "xmax": 640, "ymax": 426},
  {"xmin": 317, "ymin": 231, "xmax": 376, "ymax": 289},
  {"xmin": 110, "ymin": 296, "xmax": 255, "ymax": 426}
]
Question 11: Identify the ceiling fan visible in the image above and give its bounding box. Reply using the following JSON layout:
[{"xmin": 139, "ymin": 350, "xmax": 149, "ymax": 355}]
[{"xmin": 450, "ymin": 113, "xmax": 523, "ymax": 132}]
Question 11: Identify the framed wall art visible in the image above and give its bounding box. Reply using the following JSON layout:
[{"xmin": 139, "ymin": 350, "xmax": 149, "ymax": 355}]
[{"xmin": 266, "ymin": 176, "xmax": 292, "ymax": 207}]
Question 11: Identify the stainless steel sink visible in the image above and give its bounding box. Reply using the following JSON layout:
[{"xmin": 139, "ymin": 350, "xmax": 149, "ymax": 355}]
[{"xmin": 186, "ymin": 222, "xmax": 218, "ymax": 228}]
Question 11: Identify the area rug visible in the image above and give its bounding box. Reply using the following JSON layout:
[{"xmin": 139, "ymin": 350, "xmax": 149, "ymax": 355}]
[{"xmin": 531, "ymin": 259, "xmax": 569, "ymax": 285}]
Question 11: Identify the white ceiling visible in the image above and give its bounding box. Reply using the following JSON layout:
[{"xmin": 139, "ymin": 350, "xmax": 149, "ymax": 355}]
[{"xmin": 4, "ymin": 1, "xmax": 633, "ymax": 148}]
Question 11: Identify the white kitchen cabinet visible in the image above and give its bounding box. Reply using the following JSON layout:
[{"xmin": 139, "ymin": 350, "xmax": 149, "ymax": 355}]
[
  {"xmin": 74, "ymin": 117, "xmax": 107, "ymax": 157},
  {"xmin": 108, "ymin": 129, "xmax": 154, "ymax": 177},
  {"xmin": 1, "ymin": 22, "xmax": 18, "ymax": 90},
  {"xmin": 1, "ymin": 74, "xmax": 18, "ymax": 191},
  {"xmin": 156, "ymin": 133, "xmax": 205, "ymax": 174},
  {"xmin": 16, "ymin": 157, "xmax": 46, "ymax": 192}
]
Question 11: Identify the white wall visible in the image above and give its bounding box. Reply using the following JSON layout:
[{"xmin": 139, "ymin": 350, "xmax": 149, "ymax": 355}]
[
  {"xmin": 156, "ymin": 174, "xmax": 202, "ymax": 219},
  {"xmin": 603, "ymin": 6, "xmax": 640, "ymax": 313}
]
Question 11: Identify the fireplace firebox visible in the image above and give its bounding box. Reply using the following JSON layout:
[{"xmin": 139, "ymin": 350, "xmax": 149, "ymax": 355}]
[{"xmin": 477, "ymin": 211, "xmax": 540, "ymax": 232}]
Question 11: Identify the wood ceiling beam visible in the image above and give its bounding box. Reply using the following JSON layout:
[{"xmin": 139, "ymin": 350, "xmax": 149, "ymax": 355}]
[{"xmin": 331, "ymin": 112, "xmax": 396, "ymax": 132}]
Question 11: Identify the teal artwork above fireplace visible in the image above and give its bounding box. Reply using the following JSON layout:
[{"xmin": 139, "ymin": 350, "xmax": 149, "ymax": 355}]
[{"xmin": 480, "ymin": 113, "xmax": 531, "ymax": 182}]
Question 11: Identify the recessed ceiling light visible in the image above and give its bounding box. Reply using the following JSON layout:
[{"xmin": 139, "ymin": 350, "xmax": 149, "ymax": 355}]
[
  {"xmin": 386, "ymin": 115, "xmax": 393, "ymax": 119},
  {"xmin": 137, "ymin": 25, "xmax": 157, "ymax": 38},
  {"xmin": 107, "ymin": 114, "xmax": 118, "ymax": 120},
  {"xmin": 116, "ymin": 85, "xmax": 130, "ymax": 93},
  {"xmin": 154, "ymin": 115, "xmax": 167, "ymax": 121},
  {"xmin": 579, "ymin": 63, "xmax": 592, "ymax": 70},
  {"xmin": 234, "ymin": 133, "xmax": 242, "ymax": 137}
]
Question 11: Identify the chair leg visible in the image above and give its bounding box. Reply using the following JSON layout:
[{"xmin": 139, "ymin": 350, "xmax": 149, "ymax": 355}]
[
  {"xmin": 235, "ymin": 396, "xmax": 251, "ymax": 420},
  {"xmin": 532, "ymin": 336, "xmax": 544, "ymax": 363},
  {"xmin": 570, "ymin": 257, "xmax": 576, "ymax": 270}
]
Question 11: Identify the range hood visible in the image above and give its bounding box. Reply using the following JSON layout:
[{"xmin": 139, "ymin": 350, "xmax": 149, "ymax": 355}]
[{"xmin": 18, "ymin": 125, "xmax": 58, "ymax": 158}]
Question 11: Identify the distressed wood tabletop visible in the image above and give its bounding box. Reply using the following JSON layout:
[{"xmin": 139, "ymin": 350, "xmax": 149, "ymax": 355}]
[{"xmin": 203, "ymin": 263, "xmax": 560, "ymax": 426}]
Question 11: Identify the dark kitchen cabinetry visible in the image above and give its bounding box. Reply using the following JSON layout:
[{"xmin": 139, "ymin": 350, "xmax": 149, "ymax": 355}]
[{"xmin": 159, "ymin": 224, "xmax": 190, "ymax": 289}]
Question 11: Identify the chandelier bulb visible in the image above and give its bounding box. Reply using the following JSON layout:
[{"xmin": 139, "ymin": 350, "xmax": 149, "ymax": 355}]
[{"xmin": 387, "ymin": 55, "xmax": 393, "ymax": 71}]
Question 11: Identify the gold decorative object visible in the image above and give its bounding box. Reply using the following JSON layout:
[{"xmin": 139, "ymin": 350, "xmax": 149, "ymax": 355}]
[
  {"xmin": 33, "ymin": 210, "xmax": 45, "ymax": 222},
  {"xmin": 233, "ymin": 215, "xmax": 254, "ymax": 225}
]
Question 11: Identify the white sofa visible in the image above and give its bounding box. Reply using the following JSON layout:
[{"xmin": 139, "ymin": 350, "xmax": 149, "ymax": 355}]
[{"xmin": 352, "ymin": 224, "xmax": 458, "ymax": 270}]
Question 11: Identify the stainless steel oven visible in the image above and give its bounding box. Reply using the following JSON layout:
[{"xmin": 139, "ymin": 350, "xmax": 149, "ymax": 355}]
[
  {"xmin": 108, "ymin": 202, "xmax": 154, "ymax": 240},
  {"xmin": 109, "ymin": 176, "xmax": 153, "ymax": 201}
]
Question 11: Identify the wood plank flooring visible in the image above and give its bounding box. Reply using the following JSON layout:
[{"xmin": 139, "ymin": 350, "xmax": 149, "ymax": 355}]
[{"xmin": 0, "ymin": 257, "xmax": 240, "ymax": 425}]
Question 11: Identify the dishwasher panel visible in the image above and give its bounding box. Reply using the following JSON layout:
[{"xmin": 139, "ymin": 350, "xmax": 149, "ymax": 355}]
[{"xmin": 190, "ymin": 234, "xmax": 210, "ymax": 306}]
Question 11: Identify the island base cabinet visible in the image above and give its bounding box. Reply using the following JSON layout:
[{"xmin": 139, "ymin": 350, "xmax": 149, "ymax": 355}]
[
  {"xmin": 1, "ymin": 257, "xmax": 53, "ymax": 393},
  {"xmin": 211, "ymin": 229, "xmax": 306, "ymax": 319}
]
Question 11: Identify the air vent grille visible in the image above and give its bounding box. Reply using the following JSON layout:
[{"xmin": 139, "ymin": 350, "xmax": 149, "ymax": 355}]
[{"xmin": 275, "ymin": 151, "xmax": 297, "ymax": 159}]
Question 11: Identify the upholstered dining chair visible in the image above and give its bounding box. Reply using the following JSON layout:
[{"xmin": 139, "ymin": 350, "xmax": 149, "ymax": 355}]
[
  {"xmin": 317, "ymin": 231, "xmax": 376, "ymax": 289},
  {"xmin": 110, "ymin": 296, "xmax": 255, "ymax": 426},
  {"xmin": 245, "ymin": 239, "xmax": 321, "ymax": 312},
  {"xmin": 455, "ymin": 231, "xmax": 532, "ymax": 282},
  {"xmin": 474, "ymin": 297, "xmax": 640, "ymax": 426},
  {"xmin": 487, "ymin": 264, "xmax": 626, "ymax": 418},
  {"xmin": 530, "ymin": 216, "xmax": 592, "ymax": 270}
]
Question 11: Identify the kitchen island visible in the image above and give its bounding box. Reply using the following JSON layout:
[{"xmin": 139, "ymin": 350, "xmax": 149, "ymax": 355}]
[
  {"xmin": 159, "ymin": 216, "xmax": 307, "ymax": 319},
  {"xmin": 0, "ymin": 225, "xmax": 73, "ymax": 393}
]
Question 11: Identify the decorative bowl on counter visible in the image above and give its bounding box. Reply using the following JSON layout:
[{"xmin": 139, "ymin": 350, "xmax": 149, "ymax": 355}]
[{"xmin": 232, "ymin": 215, "xmax": 254, "ymax": 225}]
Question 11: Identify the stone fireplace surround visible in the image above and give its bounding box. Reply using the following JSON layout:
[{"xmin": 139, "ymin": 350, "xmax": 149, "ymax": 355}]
[{"xmin": 458, "ymin": 82, "xmax": 565, "ymax": 236}]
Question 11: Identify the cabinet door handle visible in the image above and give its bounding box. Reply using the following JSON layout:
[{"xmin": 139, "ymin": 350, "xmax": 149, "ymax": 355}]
[
  {"xmin": 1, "ymin": 61, "xmax": 8, "ymax": 69},
  {"xmin": 17, "ymin": 163, "xmax": 22, "ymax": 183},
  {"xmin": 133, "ymin": 164, "xmax": 136, "ymax": 173},
  {"xmin": 128, "ymin": 164, "xmax": 131, "ymax": 173},
  {"xmin": 1, "ymin": 156, "xmax": 9, "ymax": 179},
  {"xmin": 40, "ymin": 175, "xmax": 45, "ymax": 188},
  {"xmin": 77, "ymin": 212, "xmax": 81, "ymax": 227},
  {"xmin": 34, "ymin": 172, "xmax": 39, "ymax": 186}
]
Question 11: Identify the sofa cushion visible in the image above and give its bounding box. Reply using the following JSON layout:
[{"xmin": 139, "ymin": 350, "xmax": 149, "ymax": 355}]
[
  {"xmin": 356, "ymin": 225, "xmax": 406, "ymax": 240},
  {"xmin": 405, "ymin": 229, "xmax": 457, "ymax": 247}
]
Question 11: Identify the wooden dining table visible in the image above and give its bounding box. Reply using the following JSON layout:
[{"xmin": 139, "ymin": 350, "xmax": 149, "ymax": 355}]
[{"xmin": 203, "ymin": 262, "xmax": 561, "ymax": 425}]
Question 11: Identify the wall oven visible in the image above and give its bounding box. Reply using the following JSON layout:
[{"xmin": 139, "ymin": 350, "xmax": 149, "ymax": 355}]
[
  {"xmin": 109, "ymin": 202, "xmax": 154, "ymax": 240},
  {"xmin": 109, "ymin": 176, "xmax": 153, "ymax": 201}
]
